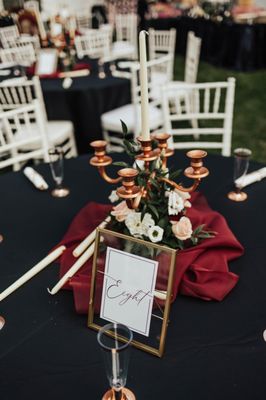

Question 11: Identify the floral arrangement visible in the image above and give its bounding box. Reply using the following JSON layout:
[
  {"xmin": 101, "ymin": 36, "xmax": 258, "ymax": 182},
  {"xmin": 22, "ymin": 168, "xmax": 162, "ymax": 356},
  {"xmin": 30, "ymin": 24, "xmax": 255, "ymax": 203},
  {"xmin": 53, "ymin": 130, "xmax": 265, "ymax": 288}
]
[{"xmin": 107, "ymin": 125, "xmax": 215, "ymax": 250}]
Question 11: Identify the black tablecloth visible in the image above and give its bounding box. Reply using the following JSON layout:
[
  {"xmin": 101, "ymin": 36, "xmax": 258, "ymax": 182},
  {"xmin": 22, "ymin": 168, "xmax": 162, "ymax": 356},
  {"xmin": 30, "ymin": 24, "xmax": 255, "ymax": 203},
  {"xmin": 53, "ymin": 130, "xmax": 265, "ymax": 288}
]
[
  {"xmin": 148, "ymin": 16, "xmax": 266, "ymax": 71},
  {"xmin": 41, "ymin": 74, "xmax": 130, "ymax": 155},
  {"xmin": 1, "ymin": 152, "xmax": 266, "ymax": 400}
]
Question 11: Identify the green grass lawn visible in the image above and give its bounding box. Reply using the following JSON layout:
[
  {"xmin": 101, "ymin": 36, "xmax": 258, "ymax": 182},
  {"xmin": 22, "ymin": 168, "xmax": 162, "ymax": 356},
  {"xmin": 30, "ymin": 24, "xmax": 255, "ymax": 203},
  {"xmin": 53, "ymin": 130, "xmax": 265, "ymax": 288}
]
[{"xmin": 174, "ymin": 55, "xmax": 266, "ymax": 163}]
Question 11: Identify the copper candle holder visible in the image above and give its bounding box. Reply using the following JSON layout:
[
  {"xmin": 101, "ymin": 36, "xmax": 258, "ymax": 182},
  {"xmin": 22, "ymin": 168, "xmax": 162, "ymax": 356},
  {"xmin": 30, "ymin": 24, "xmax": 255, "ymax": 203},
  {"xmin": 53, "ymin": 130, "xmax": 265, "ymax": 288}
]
[{"xmin": 90, "ymin": 135, "xmax": 209, "ymax": 209}]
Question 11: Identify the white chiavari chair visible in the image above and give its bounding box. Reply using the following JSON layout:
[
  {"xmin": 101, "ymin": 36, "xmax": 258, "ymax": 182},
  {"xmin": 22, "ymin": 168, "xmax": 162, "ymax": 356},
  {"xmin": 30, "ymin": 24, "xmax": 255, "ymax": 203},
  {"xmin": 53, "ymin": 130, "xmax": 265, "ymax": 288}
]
[
  {"xmin": 16, "ymin": 35, "xmax": 40, "ymax": 55},
  {"xmin": 0, "ymin": 25, "xmax": 19, "ymax": 48},
  {"xmin": 184, "ymin": 31, "xmax": 202, "ymax": 84},
  {"xmin": 24, "ymin": 1, "xmax": 40, "ymax": 12},
  {"xmin": 112, "ymin": 13, "xmax": 137, "ymax": 60},
  {"xmin": 148, "ymin": 28, "xmax": 176, "ymax": 80},
  {"xmin": 161, "ymin": 78, "xmax": 236, "ymax": 156},
  {"xmin": 76, "ymin": 10, "xmax": 92, "ymax": 32},
  {"xmin": 74, "ymin": 29, "xmax": 111, "ymax": 59},
  {"xmin": 0, "ymin": 76, "xmax": 77, "ymax": 158},
  {"xmin": 101, "ymin": 56, "xmax": 172, "ymax": 152},
  {"xmin": 0, "ymin": 101, "xmax": 49, "ymax": 171},
  {"xmin": 0, "ymin": 43, "xmax": 36, "ymax": 66}
]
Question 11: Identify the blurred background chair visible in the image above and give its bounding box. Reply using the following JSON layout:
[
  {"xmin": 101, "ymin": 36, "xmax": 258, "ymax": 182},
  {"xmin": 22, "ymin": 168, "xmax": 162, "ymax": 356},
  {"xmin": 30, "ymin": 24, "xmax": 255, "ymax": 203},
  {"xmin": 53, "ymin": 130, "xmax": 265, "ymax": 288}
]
[
  {"xmin": 112, "ymin": 13, "xmax": 137, "ymax": 60},
  {"xmin": 161, "ymin": 78, "xmax": 236, "ymax": 156},
  {"xmin": 0, "ymin": 43, "xmax": 36, "ymax": 66},
  {"xmin": 101, "ymin": 56, "xmax": 172, "ymax": 152},
  {"xmin": 148, "ymin": 28, "xmax": 176, "ymax": 80},
  {"xmin": 0, "ymin": 101, "xmax": 49, "ymax": 171},
  {"xmin": 0, "ymin": 25, "xmax": 19, "ymax": 48},
  {"xmin": 0, "ymin": 76, "xmax": 77, "ymax": 158}
]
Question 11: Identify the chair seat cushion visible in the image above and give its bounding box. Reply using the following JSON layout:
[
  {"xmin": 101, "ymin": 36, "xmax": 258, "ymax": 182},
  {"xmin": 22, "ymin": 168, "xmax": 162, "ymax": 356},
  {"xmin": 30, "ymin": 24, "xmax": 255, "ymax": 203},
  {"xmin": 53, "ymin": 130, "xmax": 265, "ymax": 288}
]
[
  {"xmin": 14, "ymin": 120, "xmax": 74, "ymax": 150},
  {"xmin": 112, "ymin": 41, "xmax": 135, "ymax": 58},
  {"xmin": 101, "ymin": 103, "xmax": 163, "ymax": 134}
]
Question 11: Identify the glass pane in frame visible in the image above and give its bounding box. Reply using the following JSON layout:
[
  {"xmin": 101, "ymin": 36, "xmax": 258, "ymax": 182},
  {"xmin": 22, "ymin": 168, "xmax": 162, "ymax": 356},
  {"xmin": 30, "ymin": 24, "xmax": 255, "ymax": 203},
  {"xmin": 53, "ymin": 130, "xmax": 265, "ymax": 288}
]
[{"xmin": 88, "ymin": 227, "xmax": 177, "ymax": 357}]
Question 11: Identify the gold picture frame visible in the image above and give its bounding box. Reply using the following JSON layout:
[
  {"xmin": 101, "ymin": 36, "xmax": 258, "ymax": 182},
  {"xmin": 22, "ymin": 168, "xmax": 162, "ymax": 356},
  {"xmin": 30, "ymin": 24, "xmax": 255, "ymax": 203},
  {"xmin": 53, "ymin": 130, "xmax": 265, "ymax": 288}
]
[{"xmin": 88, "ymin": 227, "xmax": 177, "ymax": 357}]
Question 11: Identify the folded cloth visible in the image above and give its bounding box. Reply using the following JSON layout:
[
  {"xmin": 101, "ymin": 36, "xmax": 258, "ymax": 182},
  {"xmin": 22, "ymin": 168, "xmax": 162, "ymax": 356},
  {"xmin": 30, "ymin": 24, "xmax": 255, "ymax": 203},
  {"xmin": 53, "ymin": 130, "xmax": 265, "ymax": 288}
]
[
  {"xmin": 54, "ymin": 194, "xmax": 244, "ymax": 314},
  {"xmin": 23, "ymin": 167, "xmax": 49, "ymax": 190},
  {"xmin": 235, "ymin": 167, "xmax": 266, "ymax": 188}
]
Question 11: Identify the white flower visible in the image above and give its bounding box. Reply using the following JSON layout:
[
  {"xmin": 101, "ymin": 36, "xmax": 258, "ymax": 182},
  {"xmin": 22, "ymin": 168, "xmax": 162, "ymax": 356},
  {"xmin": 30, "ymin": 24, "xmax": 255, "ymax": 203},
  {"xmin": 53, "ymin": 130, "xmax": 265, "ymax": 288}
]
[
  {"xmin": 108, "ymin": 190, "xmax": 119, "ymax": 203},
  {"xmin": 148, "ymin": 225, "xmax": 164, "ymax": 243},
  {"xmin": 141, "ymin": 213, "xmax": 155, "ymax": 235},
  {"xmin": 168, "ymin": 191, "xmax": 185, "ymax": 215},
  {"xmin": 174, "ymin": 188, "xmax": 191, "ymax": 208},
  {"xmin": 125, "ymin": 212, "xmax": 145, "ymax": 237}
]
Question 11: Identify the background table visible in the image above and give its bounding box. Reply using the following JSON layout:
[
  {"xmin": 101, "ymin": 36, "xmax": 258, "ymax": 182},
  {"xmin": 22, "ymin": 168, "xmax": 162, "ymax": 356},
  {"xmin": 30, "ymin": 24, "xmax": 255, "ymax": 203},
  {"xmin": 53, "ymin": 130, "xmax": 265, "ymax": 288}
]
[
  {"xmin": 41, "ymin": 74, "xmax": 130, "ymax": 155},
  {"xmin": 148, "ymin": 16, "xmax": 266, "ymax": 71},
  {"xmin": 1, "ymin": 152, "xmax": 266, "ymax": 399}
]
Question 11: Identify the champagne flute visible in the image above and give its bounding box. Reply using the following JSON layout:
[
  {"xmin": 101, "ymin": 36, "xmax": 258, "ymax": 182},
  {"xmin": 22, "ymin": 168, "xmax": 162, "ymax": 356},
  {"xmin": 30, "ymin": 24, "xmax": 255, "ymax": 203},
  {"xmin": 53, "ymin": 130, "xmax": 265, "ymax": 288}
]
[
  {"xmin": 48, "ymin": 147, "xmax": 70, "ymax": 198},
  {"xmin": 228, "ymin": 148, "xmax": 252, "ymax": 202},
  {"xmin": 97, "ymin": 323, "xmax": 136, "ymax": 400}
]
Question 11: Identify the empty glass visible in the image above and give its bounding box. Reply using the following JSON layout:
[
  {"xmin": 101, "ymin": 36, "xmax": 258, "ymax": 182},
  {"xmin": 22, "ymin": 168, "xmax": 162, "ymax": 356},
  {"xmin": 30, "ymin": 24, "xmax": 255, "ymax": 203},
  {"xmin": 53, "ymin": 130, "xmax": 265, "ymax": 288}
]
[
  {"xmin": 48, "ymin": 147, "xmax": 70, "ymax": 198},
  {"xmin": 228, "ymin": 148, "xmax": 252, "ymax": 202},
  {"xmin": 97, "ymin": 323, "xmax": 135, "ymax": 400}
]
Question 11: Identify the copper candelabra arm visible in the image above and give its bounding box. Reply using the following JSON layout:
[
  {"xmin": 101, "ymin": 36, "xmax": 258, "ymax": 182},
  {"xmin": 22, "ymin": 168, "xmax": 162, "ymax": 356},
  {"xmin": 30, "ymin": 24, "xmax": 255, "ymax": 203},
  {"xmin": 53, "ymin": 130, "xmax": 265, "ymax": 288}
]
[
  {"xmin": 98, "ymin": 166, "xmax": 122, "ymax": 184},
  {"xmin": 125, "ymin": 187, "xmax": 145, "ymax": 210},
  {"xmin": 160, "ymin": 176, "xmax": 201, "ymax": 193}
]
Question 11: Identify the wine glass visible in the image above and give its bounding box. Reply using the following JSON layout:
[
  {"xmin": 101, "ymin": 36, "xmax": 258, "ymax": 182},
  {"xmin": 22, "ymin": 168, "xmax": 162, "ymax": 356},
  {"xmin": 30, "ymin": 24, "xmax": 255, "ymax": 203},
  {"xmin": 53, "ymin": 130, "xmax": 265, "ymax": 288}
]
[
  {"xmin": 48, "ymin": 147, "xmax": 70, "ymax": 198},
  {"xmin": 97, "ymin": 323, "xmax": 135, "ymax": 400},
  {"xmin": 98, "ymin": 58, "xmax": 106, "ymax": 79},
  {"xmin": 227, "ymin": 148, "xmax": 252, "ymax": 202}
]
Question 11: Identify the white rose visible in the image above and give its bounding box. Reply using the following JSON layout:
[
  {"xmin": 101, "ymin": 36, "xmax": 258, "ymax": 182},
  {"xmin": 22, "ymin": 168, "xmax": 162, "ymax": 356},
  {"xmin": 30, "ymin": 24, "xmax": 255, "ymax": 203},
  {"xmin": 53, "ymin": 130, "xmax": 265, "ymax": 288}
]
[
  {"xmin": 125, "ymin": 212, "xmax": 145, "ymax": 237},
  {"xmin": 148, "ymin": 225, "xmax": 164, "ymax": 243},
  {"xmin": 111, "ymin": 201, "xmax": 132, "ymax": 222},
  {"xmin": 141, "ymin": 213, "xmax": 155, "ymax": 235},
  {"xmin": 174, "ymin": 188, "xmax": 191, "ymax": 208}
]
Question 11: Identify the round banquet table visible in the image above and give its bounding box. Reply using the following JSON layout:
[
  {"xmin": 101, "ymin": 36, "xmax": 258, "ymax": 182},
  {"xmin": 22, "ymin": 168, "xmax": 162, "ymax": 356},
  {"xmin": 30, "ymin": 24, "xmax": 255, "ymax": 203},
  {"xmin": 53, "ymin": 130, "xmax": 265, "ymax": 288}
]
[
  {"xmin": 148, "ymin": 16, "xmax": 266, "ymax": 71},
  {"xmin": 41, "ymin": 74, "xmax": 131, "ymax": 155},
  {"xmin": 1, "ymin": 152, "xmax": 266, "ymax": 400}
]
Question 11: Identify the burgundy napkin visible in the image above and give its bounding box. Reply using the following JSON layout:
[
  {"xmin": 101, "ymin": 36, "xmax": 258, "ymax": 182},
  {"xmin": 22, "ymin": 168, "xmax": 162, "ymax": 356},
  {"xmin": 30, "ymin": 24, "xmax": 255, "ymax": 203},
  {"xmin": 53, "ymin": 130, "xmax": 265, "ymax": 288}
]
[{"xmin": 54, "ymin": 193, "xmax": 244, "ymax": 313}]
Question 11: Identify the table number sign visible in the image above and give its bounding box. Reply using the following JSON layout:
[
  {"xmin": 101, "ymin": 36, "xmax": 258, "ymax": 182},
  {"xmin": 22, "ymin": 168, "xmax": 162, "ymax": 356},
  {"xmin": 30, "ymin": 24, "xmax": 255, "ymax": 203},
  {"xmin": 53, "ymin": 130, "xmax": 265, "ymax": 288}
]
[
  {"xmin": 100, "ymin": 247, "xmax": 158, "ymax": 337},
  {"xmin": 88, "ymin": 228, "xmax": 177, "ymax": 357}
]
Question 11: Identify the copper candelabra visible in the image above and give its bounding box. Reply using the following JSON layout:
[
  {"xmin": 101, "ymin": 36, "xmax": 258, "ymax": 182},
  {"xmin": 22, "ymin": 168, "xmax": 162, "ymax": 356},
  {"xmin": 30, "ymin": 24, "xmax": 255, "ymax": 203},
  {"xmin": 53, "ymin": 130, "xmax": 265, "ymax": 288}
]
[{"xmin": 90, "ymin": 133, "xmax": 209, "ymax": 209}]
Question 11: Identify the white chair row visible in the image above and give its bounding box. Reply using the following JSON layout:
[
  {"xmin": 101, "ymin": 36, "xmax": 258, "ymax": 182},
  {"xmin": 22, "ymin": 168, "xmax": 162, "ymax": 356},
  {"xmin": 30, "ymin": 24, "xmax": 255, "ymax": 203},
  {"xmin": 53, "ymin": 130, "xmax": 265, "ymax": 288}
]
[
  {"xmin": 101, "ymin": 70, "xmax": 235, "ymax": 157},
  {"xmin": 0, "ymin": 76, "xmax": 77, "ymax": 171}
]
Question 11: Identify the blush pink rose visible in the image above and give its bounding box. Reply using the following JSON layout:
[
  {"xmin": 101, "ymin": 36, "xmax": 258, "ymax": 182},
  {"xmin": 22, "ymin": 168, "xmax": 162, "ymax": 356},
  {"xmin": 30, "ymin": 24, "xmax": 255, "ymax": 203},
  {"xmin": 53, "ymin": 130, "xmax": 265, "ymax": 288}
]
[
  {"xmin": 111, "ymin": 201, "xmax": 132, "ymax": 222},
  {"xmin": 171, "ymin": 216, "xmax": 193, "ymax": 241}
]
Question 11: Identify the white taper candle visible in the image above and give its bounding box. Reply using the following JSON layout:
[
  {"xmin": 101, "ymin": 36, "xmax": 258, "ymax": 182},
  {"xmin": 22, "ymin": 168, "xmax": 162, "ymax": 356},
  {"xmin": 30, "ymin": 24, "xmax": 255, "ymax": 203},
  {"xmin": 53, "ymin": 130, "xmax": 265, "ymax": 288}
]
[
  {"xmin": 72, "ymin": 216, "xmax": 111, "ymax": 258},
  {"xmin": 0, "ymin": 245, "xmax": 66, "ymax": 302},
  {"xmin": 48, "ymin": 242, "xmax": 95, "ymax": 295},
  {"xmin": 139, "ymin": 30, "xmax": 150, "ymax": 140}
]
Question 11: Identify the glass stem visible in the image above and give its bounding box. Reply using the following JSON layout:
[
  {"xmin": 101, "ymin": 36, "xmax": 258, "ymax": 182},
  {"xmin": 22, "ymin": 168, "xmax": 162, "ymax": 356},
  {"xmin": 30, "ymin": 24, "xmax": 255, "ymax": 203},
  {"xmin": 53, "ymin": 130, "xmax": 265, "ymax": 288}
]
[{"xmin": 112, "ymin": 389, "xmax": 124, "ymax": 400}]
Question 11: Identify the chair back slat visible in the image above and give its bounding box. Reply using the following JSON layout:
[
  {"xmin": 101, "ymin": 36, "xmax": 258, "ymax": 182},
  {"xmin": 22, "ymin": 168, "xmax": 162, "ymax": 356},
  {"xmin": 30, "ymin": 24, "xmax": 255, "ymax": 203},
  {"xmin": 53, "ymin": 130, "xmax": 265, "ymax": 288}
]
[
  {"xmin": 184, "ymin": 31, "xmax": 201, "ymax": 84},
  {"xmin": 162, "ymin": 78, "xmax": 236, "ymax": 156}
]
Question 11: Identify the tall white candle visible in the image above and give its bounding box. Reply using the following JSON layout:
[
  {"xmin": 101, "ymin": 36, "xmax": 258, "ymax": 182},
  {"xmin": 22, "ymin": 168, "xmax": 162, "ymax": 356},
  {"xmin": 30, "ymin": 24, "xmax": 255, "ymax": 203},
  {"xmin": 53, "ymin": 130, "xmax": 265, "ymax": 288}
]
[
  {"xmin": 0, "ymin": 245, "xmax": 66, "ymax": 302},
  {"xmin": 139, "ymin": 30, "xmax": 150, "ymax": 141}
]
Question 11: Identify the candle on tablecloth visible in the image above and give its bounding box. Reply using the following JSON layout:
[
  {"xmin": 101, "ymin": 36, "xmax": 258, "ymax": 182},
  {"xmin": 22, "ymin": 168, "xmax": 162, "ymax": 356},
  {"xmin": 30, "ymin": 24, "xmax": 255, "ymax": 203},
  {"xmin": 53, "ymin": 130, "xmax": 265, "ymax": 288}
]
[
  {"xmin": 139, "ymin": 30, "xmax": 150, "ymax": 141},
  {"xmin": 73, "ymin": 216, "xmax": 111, "ymax": 257},
  {"xmin": 48, "ymin": 242, "xmax": 95, "ymax": 295},
  {"xmin": 0, "ymin": 245, "xmax": 66, "ymax": 302}
]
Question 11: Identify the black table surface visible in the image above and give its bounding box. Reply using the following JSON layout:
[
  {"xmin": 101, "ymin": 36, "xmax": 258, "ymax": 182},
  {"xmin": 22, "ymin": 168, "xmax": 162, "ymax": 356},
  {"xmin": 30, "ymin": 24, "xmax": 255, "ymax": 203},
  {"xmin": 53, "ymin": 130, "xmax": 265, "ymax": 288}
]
[
  {"xmin": 41, "ymin": 72, "xmax": 130, "ymax": 155},
  {"xmin": 148, "ymin": 16, "xmax": 266, "ymax": 71},
  {"xmin": 1, "ymin": 152, "xmax": 266, "ymax": 400}
]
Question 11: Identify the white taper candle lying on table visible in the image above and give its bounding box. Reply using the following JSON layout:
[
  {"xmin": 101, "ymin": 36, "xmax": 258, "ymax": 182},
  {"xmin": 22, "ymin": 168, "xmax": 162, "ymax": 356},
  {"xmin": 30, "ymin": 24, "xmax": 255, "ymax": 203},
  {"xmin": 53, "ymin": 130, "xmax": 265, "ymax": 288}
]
[
  {"xmin": 73, "ymin": 216, "xmax": 111, "ymax": 257},
  {"xmin": 48, "ymin": 242, "xmax": 95, "ymax": 295},
  {"xmin": 23, "ymin": 167, "xmax": 49, "ymax": 191},
  {"xmin": 0, "ymin": 245, "xmax": 66, "ymax": 302},
  {"xmin": 139, "ymin": 30, "xmax": 150, "ymax": 141}
]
